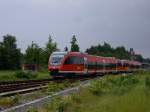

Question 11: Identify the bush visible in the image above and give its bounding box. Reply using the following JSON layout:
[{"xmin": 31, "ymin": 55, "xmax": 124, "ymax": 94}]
[
  {"xmin": 89, "ymin": 75, "xmax": 139, "ymax": 95},
  {"xmin": 88, "ymin": 79, "xmax": 111, "ymax": 95},
  {"xmin": 14, "ymin": 71, "xmax": 38, "ymax": 79}
]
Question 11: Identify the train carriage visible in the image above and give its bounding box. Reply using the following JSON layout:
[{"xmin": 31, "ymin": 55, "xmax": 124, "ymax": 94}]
[{"xmin": 48, "ymin": 52, "xmax": 141, "ymax": 78}]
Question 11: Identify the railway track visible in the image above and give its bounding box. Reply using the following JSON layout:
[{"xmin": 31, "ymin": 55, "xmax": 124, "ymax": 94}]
[
  {"xmin": 1, "ymin": 78, "xmax": 93, "ymax": 112},
  {"xmin": 0, "ymin": 79, "xmax": 57, "ymax": 97},
  {"xmin": 0, "ymin": 75, "xmax": 103, "ymax": 111},
  {"xmin": 0, "ymin": 77, "xmax": 93, "ymax": 97}
]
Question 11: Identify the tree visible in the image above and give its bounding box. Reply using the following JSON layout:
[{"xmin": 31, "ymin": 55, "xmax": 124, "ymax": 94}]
[
  {"xmin": 0, "ymin": 42, "xmax": 4, "ymax": 68},
  {"xmin": 146, "ymin": 58, "xmax": 150, "ymax": 64},
  {"xmin": 134, "ymin": 54, "xmax": 144, "ymax": 62},
  {"xmin": 24, "ymin": 35, "xmax": 58, "ymax": 70},
  {"xmin": 0, "ymin": 34, "xmax": 22, "ymax": 70},
  {"xmin": 24, "ymin": 41, "xmax": 41, "ymax": 65},
  {"xmin": 114, "ymin": 46, "xmax": 130, "ymax": 59},
  {"xmin": 70, "ymin": 35, "xmax": 80, "ymax": 52},
  {"xmin": 44, "ymin": 35, "xmax": 58, "ymax": 64},
  {"xmin": 86, "ymin": 43, "xmax": 131, "ymax": 59}
]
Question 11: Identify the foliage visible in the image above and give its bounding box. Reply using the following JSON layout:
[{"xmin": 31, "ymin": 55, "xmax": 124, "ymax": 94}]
[
  {"xmin": 24, "ymin": 41, "xmax": 40, "ymax": 65},
  {"xmin": 70, "ymin": 35, "xmax": 80, "ymax": 52},
  {"xmin": 29, "ymin": 72, "xmax": 150, "ymax": 112},
  {"xmin": 44, "ymin": 94, "xmax": 82, "ymax": 112},
  {"xmin": 0, "ymin": 33, "xmax": 149, "ymax": 71},
  {"xmin": 0, "ymin": 34, "xmax": 22, "ymax": 70},
  {"xmin": 23, "ymin": 35, "xmax": 58, "ymax": 69},
  {"xmin": 43, "ymin": 35, "xmax": 58, "ymax": 65},
  {"xmin": 86, "ymin": 42, "xmax": 148, "ymax": 62},
  {"xmin": 14, "ymin": 71, "xmax": 38, "ymax": 79},
  {"xmin": 86, "ymin": 42, "xmax": 130, "ymax": 59},
  {"xmin": 88, "ymin": 75, "xmax": 139, "ymax": 95},
  {"xmin": 0, "ymin": 70, "xmax": 49, "ymax": 82}
]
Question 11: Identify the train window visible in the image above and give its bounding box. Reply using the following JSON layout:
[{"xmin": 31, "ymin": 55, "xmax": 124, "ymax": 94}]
[
  {"xmin": 64, "ymin": 56, "xmax": 84, "ymax": 65},
  {"xmin": 117, "ymin": 62, "xmax": 122, "ymax": 66},
  {"xmin": 97, "ymin": 62, "xmax": 104, "ymax": 69},
  {"xmin": 105, "ymin": 63, "xmax": 116, "ymax": 69},
  {"xmin": 88, "ymin": 62, "xmax": 97, "ymax": 69}
]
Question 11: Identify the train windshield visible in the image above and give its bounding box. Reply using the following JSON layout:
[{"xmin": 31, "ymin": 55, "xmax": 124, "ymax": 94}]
[{"xmin": 49, "ymin": 52, "xmax": 66, "ymax": 65}]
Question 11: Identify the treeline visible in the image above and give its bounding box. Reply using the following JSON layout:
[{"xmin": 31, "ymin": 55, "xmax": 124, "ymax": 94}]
[
  {"xmin": 0, "ymin": 35, "xmax": 58, "ymax": 70},
  {"xmin": 0, "ymin": 34, "xmax": 149, "ymax": 70},
  {"xmin": 86, "ymin": 42, "xmax": 150, "ymax": 63},
  {"xmin": 0, "ymin": 34, "xmax": 80, "ymax": 70}
]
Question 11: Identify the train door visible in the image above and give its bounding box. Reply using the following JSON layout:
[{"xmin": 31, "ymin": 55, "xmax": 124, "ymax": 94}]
[{"xmin": 84, "ymin": 57, "xmax": 88, "ymax": 74}]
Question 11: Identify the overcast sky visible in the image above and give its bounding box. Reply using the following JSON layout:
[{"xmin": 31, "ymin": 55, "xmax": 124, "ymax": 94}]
[{"xmin": 0, "ymin": 0, "xmax": 150, "ymax": 58}]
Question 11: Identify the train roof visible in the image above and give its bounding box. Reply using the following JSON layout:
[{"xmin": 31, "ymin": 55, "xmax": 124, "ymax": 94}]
[
  {"xmin": 67, "ymin": 52, "xmax": 117, "ymax": 63},
  {"xmin": 53, "ymin": 52, "xmax": 141, "ymax": 65},
  {"xmin": 121, "ymin": 59, "xmax": 141, "ymax": 66},
  {"xmin": 52, "ymin": 51, "xmax": 68, "ymax": 55}
]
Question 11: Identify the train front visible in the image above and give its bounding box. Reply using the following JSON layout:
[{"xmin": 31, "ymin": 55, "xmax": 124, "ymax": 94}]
[{"xmin": 48, "ymin": 52, "xmax": 67, "ymax": 77}]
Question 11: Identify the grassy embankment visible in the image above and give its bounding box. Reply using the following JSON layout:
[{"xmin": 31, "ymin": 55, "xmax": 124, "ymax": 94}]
[
  {"xmin": 0, "ymin": 70, "xmax": 50, "ymax": 82},
  {"xmin": 28, "ymin": 71, "xmax": 150, "ymax": 112}
]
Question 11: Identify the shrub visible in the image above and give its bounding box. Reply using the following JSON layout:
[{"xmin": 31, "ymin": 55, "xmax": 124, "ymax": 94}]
[
  {"xmin": 14, "ymin": 71, "xmax": 38, "ymax": 79},
  {"xmin": 88, "ymin": 79, "xmax": 110, "ymax": 95},
  {"xmin": 89, "ymin": 75, "xmax": 139, "ymax": 95}
]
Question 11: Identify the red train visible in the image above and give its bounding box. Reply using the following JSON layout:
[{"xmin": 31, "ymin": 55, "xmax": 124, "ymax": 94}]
[{"xmin": 48, "ymin": 52, "xmax": 141, "ymax": 78}]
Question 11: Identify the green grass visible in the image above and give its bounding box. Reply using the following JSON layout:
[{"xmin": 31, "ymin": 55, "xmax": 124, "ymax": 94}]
[
  {"xmin": 28, "ymin": 71, "xmax": 150, "ymax": 112},
  {"xmin": 0, "ymin": 70, "xmax": 50, "ymax": 82}
]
